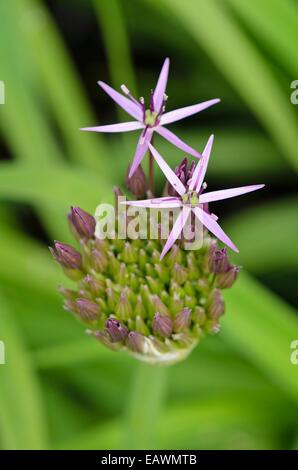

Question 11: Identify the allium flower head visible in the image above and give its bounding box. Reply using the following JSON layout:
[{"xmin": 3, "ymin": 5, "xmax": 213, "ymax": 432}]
[
  {"xmin": 51, "ymin": 57, "xmax": 265, "ymax": 366},
  {"xmin": 81, "ymin": 58, "xmax": 220, "ymax": 177}
]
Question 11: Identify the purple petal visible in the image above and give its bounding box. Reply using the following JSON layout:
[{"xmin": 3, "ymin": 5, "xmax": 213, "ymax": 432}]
[
  {"xmin": 193, "ymin": 206, "xmax": 238, "ymax": 252},
  {"xmin": 121, "ymin": 196, "xmax": 182, "ymax": 209},
  {"xmin": 98, "ymin": 81, "xmax": 143, "ymax": 121},
  {"xmin": 80, "ymin": 121, "xmax": 144, "ymax": 133},
  {"xmin": 148, "ymin": 143, "xmax": 186, "ymax": 196},
  {"xmin": 156, "ymin": 126, "xmax": 201, "ymax": 158},
  {"xmin": 200, "ymin": 184, "xmax": 265, "ymax": 204},
  {"xmin": 128, "ymin": 133, "xmax": 150, "ymax": 178},
  {"xmin": 189, "ymin": 135, "xmax": 214, "ymax": 192},
  {"xmin": 161, "ymin": 99, "xmax": 220, "ymax": 125},
  {"xmin": 160, "ymin": 206, "xmax": 191, "ymax": 260},
  {"xmin": 153, "ymin": 58, "xmax": 170, "ymax": 113}
]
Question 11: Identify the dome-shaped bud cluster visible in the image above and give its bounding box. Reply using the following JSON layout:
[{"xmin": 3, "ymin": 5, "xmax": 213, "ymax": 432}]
[{"xmin": 50, "ymin": 207, "xmax": 239, "ymax": 365}]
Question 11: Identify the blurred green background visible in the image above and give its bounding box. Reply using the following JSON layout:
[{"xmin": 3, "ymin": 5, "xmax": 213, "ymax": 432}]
[{"xmin": 0, "ymin": 0, "xmax": 297, "ymax": 450}]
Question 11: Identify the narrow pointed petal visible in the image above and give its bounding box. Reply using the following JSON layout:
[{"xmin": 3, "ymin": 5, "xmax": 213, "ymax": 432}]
[
  {"xmin": 199, "ymin": 184, "xmax": 265, "ymax": 204},
  {"xmin": 189, "ymin": 135, "xmax": 214, "ymax": 192},
  {"xmin": 153, "ymin": 58, "xmax": 170, "ymax": 113},
  {"xmin": 160, "ymin": 99, "xmax": 220, "ymax": 125},
  {"xmin": 148, "ymin": 143, "xmax": 186, "ymax": 196},
  {"xmin": 193, "ymin": 206, "xmax": 238, "ymax": 253},
  {"xmin": 160, "ymin": 206, "xmax": 191, "ymax": 259},
  {"xmin": 156, "ymin": 126, "xmax": 201, "ymax": 158},
  {"xmin": 121, "ymin": 196, "xmax": 182, "ymax": 209},
  {"xmin": 128, "ymin": 133, "xmax": 150, "ymax": 178},
  {"xmin": 98, "ymin": 81, "xmax": 143, "ymax": 121},
  {"xmin": 80, "ymin": 121, "xmax": 144, "ymax": 133}
]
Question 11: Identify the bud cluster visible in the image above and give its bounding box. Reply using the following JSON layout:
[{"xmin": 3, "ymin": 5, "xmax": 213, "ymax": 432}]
[{"xmin": 50, "ymin": 206, "xmax": 239, "ymax": 365}]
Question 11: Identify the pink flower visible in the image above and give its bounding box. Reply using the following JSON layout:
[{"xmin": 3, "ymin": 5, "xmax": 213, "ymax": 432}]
[
  {"xmin": 122, "ymin": 135, "xmax": 264, "ymax": 259},
  {"xmin": 81, "ymin": 58, "xmax": 220, "ymax": 178}
]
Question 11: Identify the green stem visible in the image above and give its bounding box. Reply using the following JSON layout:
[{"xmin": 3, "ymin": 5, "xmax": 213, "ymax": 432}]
[{"xmin": 124, "ymin": 362, "xmax": 167, "ymax": 449}]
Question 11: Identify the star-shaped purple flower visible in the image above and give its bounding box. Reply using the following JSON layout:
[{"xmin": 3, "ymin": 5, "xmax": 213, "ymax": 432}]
[
  {"xmin": 122, "ymin": 135, "xmax": 264, "ymax": 259},
  {"xmin": 81, "ymin": 58, "xmax": 220, "ymax": 178}
]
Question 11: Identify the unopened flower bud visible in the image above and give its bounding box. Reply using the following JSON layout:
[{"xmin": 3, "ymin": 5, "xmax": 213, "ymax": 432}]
[
  {"xmin": 59, "ymin": 286, "xmax": 77, "ymax": 300},
  {"xmin": 193, "ymin": 306, "xmax": 206, "ymax": 326},
  {"xmin": 116, "ymin": 288, "xmax": 132, "ymax": 321},
  {"xmin": 81, "ymin": 275, "xmax": 105, "ymax": 296},
  {"xmin": 90, "ymin": 249, "xmax": 108, "ymax": 272},
  {"xmin": 50, "ymin": 241, "xmax": 82, "ymax": 270},
  {"xmin": 173, "ymin": 263, "xmax": 188, "ymax": 284},
  {"xmin": 76, "ymin": 298, "xmax": 100, "ymax": 321},
  {"xmin": 126, "ymin": 331, "xmax": 145, "ymax": 353},
  {"xmin": 106, "ymin": 318, "xmax": 128, "ymax": 342},
  {"xmin": 86, "ymin": 329, "xmax": 121, "ymax": 351},
  {"xmin": 217, "ymin": 265, "xmax": 240, "ymax": 289},
  {"xmin": 126, "ymin": 163, "xmax": 147, "ymax": 198},
  {"xmin": 174, "ymin": 308, "xmax": 192, "ymax": 332},
  {"xmin": 69, "ymin": 206, "xmax": 95, "ymax": 239},
  {"xmin": 209, "ymin": 289, "xmax": 225, "ymax": 320},
  {"xmin": 209, "ymin": 246, "xmax": 229, "ymax": 273},
  {"xmin": 152, "ymin": 313, "xmax": 173, "ymax": 338}
]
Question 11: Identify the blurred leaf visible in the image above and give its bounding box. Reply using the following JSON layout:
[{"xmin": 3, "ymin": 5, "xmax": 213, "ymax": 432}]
[
  {"xmin": 94, "ymin": 0, "xmax": 137, "ymax": 97},
  {"xmin": 0, "ymin": 222, "xmax": 63, "ymax": 296},
  {"xmin": 0, "ymin": 290, "xmax": 48, "ymax": 449},
  {"xmin": 227, "ymin": 0, "xmax": 298, "ymax": 76},
  {"xmin": 158, "ymin": 0, "xmax": 298, "ymax": 171},
  {"xmin": 0, "ymin": 163, "xmax": 112, "ymax": 211},
  {"xmin": 222, "ymin": 272, "xmax": 298, "ymax": 402},
  {"xmin": 34, "ymin": 338, "xmax": 114, "ymax": 369},
  {"xmin": 225, "ymin": 196, "xmax": 298, "ymax": 273},
  {"xmin": 15, "ymin": 0, "xmax": 108, "ymax": 171},
  {"xmin": 157, "ymin": 393, "xmax": 293, "ymax": 449},
  {"xmin": 59, "ymin": 391, "xmax": 294, "ymax": 449}
]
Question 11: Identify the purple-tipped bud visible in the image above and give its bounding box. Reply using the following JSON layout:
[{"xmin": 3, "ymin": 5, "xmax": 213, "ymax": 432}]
[
  {"xmin": 50, "ymin": 241, "xmax": 82, "ymax": 270},
  {"xmin": 152, "ymin": 313, "xmax": 173, "ymax": 338},
  {"xmin": 217, "ymin": 265, "xmax": 240, "ymax": 289},
  {"xmin": 209, "ymin": 246, "xmax": 229, "ymax": 273},
  {"xmin": 126, "ymin": 163, "xmax": 147, "ymax": 198},
  {"xmin": 86, "ymin": 329, "xmax": 121, "ymax": 351},
  {"xmin": 69, "ymin": 206, "xmax": 95, "ymax": 239},
  {"xmin": 209, "ymin": 289, "xmax": 225, "ymax": 320},
  {"xmin": 106, "ymin": 318, "xmax": 128, "ymax": 342},
  {"xmin": 174, "ymin": 308, "xmax": 192, "ymax": 332},
  {"xmin": 76, "ymin": 298, "xmax": 100, "ymax": 321},
  {"xmin": 126, "ymin": 331, "xmax": 145, "ymax": 353}
]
